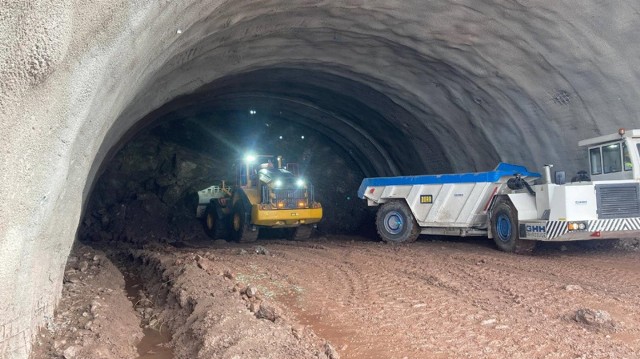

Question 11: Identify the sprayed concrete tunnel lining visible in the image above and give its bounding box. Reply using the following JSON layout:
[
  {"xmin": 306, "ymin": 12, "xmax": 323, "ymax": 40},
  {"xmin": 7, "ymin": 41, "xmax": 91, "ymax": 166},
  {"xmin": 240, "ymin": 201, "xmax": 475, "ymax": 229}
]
[{"xmin": 2, "ymin": 1, "xmax": 640, "ymax": 357}]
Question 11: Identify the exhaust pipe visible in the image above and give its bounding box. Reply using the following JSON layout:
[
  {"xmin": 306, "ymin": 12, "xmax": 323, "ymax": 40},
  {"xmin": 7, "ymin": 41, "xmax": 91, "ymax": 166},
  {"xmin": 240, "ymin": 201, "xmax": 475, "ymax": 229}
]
[{"xmin": 543, "ymin": 164, "xmax": 553, "ymax": 184}]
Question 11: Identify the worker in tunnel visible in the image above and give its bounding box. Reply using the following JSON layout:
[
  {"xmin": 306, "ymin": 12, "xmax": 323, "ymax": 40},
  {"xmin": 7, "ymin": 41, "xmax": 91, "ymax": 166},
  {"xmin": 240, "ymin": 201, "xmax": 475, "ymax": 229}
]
[{"xmin": 624, "ymin": 146, "xmax": 633, "ymax": 171}]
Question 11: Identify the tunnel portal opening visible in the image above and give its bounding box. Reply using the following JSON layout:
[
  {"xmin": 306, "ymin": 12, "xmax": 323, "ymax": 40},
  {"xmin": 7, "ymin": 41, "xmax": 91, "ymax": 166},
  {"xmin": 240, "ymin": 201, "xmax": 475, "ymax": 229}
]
[{"xmin": 81, "ymin": 67, "xmax": 451, "ymax": 245}]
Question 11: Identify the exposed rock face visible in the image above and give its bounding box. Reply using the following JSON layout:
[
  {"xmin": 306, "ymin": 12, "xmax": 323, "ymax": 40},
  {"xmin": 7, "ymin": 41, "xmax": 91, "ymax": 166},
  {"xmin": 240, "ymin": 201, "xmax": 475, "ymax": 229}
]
[
  {"xmin": 1, "ymin": 1, "xmax": 639, "ymax": 358},
  {"xmin": 80, "ymin": 118, "xmax": 368, "ymax": 245}
]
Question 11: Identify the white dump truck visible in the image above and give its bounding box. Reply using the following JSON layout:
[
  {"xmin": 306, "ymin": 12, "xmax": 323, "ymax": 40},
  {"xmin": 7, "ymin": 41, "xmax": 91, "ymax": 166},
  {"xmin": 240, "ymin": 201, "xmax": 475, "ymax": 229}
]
[{"xmin": 358, "ymin": 129, "xmax": 640, "ymax": 253}]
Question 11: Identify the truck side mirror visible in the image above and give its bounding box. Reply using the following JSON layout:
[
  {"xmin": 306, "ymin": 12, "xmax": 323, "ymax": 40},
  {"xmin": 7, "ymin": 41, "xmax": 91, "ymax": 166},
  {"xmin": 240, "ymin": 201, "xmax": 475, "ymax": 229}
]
[{"xmin": 554, "ymin": 171, "xmax": 566, "ymax": 185}]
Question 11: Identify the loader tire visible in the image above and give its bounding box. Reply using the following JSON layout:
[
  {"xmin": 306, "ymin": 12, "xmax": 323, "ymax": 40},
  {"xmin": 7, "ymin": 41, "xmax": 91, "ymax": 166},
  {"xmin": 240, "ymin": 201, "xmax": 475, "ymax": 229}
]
[
  {"xmin": 231, "ymin": 201, "xmax": 258, "ymax": 243},
  {"xmin": 376, "ymin": 201, "xmax": 420, "ymax": 244},
  {"xmin": 287, "ymin": 225, "xmax": 313, "ymax": 240},
  {"xmin": 203, "ymin": 203, "xmax": 226, "ymax": 239},
  {"xmin": 491, "ymin": 200, "xmax": 536, "ymax": 254}
]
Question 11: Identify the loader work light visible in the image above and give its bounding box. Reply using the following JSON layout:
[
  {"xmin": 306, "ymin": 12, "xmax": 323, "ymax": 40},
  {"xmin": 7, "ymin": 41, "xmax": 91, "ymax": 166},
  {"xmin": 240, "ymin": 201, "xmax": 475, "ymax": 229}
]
[{"xmin": 245, "ymin": 154, "xmax": 256, "ymax": 163}]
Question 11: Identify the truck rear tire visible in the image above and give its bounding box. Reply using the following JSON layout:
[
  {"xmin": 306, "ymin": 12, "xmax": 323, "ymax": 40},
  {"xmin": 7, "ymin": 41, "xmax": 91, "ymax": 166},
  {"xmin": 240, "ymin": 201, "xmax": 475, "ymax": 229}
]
[
  {"xmin": 203, "ymin": 203, "xmax": 226, "ymax": 239},
  {"xmin": 376, "ymin": 201, "xmax": 420, "ymax": 244},
  {"xmin": 491, "ymin": 200, "xmax": 536, "ymax": 254},
  {"xmin": 231, "ymin": 201, "xmax": 258, "ymax": 243}
]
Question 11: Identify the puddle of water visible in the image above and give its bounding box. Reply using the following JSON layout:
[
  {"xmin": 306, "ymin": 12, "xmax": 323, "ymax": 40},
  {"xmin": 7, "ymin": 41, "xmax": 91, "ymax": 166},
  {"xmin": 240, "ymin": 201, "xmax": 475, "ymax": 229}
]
[
  {"xmin": 123, "ymin": 271, "xmax": 175, "ymax": 359},
  {"xmin": 136, "ymin": 328, "xmax": 173, "ymax": 359}
]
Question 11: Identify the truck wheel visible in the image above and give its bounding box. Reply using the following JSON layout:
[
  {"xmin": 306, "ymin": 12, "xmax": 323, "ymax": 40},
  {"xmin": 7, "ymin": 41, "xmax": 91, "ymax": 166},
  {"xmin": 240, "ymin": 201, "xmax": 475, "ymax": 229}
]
[
  {"xmin": 491, "ymin": 200, "xmax": 536, "ymax": 254},
  {"xmin": 231, "ymin": 201, "xmax": 258, "ymax": 243},
  {"xmin": 203, "ymin": 204, "xmax": 225, "ymax": 239},
  {"xmin": 376, "ymin": 201, "xmax": 420, "ymax": 244}
]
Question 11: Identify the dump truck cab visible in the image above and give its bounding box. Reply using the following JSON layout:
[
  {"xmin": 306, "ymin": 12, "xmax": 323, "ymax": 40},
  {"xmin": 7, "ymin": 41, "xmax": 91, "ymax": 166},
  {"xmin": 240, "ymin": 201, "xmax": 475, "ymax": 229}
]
[{"xmin": 579, "ymin": 128, "xmax": 640, "ymax": 181}]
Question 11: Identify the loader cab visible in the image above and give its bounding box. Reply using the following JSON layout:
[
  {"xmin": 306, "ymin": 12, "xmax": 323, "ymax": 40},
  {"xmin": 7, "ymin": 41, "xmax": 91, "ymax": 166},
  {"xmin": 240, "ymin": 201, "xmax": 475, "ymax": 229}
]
[
  {"xmin": 579, "ymin": 129, "xmax": 640, "ymax": 181},
  {"xmin": 236, "ymin": 154, "xmax": 271, "ymax": 188},
  {"xmin": 235, "ymin": 154, "xmax": 300, "ymax": 188}
]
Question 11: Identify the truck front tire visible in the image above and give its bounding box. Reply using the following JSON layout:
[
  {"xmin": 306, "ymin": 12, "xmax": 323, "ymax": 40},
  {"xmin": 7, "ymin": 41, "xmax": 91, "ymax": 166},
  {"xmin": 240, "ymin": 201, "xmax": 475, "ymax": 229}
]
[
  {"xmin": 376, "ymin": 201, "xmax": 420, "ymax": 244},
  {"xmin": 491, "ymin": 200, "xmax": 536, "ymax": 254}
]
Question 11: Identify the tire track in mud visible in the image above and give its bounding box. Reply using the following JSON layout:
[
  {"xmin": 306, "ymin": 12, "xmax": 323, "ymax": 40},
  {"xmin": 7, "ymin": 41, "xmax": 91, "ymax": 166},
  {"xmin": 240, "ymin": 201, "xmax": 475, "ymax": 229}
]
[
  {"xmin": 359, "ymin": 241, "xmax": 640, "ymax": 353},
  {"xmin": 241, "ymin": 243, "xmax": 505, "ymax": 358},
  {"xmin": 203, "ymin": 238, "xmax": 640, "ymax": 358}
]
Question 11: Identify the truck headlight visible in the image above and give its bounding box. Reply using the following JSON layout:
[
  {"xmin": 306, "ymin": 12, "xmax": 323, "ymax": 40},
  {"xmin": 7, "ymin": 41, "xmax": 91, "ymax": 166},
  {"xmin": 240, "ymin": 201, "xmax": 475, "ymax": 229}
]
[
  {"xmin": 296, "ymin": 179, "xmax": 305, "ymax": 187},
  {"xmin": 274, "ymin": 179, "xmax": 283, "ymax": 188}
]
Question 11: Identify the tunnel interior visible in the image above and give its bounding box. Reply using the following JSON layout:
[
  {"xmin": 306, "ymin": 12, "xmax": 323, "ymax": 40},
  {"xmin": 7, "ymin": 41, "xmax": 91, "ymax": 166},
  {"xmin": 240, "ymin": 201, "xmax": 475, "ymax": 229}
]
[
  {"xmin": 83, "ymin": 67, "xmax": 455, "ymax": 243},
  {"xmin": 5, "ymin": 1, "xmax": 640, "ymax": 357}
]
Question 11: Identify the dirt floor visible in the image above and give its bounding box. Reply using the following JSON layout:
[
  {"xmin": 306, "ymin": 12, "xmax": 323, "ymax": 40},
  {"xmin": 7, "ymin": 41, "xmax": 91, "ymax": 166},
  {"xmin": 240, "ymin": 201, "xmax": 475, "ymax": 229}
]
[{"xmin": 31, "ymin": 236, "xmax": 640, "ymax": 359}]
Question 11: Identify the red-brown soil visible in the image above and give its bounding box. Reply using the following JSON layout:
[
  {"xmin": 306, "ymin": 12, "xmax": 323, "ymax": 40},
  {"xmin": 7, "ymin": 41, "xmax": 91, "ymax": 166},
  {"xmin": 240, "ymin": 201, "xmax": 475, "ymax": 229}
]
[{"xmin": 31, "ymin": 236, "xmax": 640, "ymax": 358}]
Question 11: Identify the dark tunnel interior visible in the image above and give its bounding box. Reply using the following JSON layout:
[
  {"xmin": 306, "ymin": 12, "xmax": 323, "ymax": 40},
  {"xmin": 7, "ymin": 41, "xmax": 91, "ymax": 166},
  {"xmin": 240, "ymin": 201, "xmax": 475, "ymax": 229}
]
[{"xmin": 81, "ymin": 67, "xmax": 466, "ymax": 244}]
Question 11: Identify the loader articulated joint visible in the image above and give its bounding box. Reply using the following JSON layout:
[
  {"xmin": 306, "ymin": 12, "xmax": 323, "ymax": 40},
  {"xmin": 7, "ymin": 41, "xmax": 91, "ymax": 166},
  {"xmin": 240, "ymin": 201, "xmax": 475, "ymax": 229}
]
[{"xmin": 507, "ymin": 174, "xmax": 535, "ymax": 195}]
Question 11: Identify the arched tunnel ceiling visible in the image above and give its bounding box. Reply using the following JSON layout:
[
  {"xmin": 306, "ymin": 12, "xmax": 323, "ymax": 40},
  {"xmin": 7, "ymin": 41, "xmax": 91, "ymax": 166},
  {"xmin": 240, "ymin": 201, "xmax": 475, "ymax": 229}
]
[
  {"xmin": 2, "ymin": 1, "xmax": 640, "ymax": 357},
  {"xmin": 115, "ymin": 68, "xmax": 457, "ymax": 180},
  {"xmin": 90, "ymin": 1, "xmax": 640, "ymax": 199}
]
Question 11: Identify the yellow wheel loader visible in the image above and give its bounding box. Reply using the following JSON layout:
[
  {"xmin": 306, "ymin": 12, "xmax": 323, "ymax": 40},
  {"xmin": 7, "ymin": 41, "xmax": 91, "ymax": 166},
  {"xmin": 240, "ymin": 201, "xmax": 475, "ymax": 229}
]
[{"xmin": 196, "ymin": 155, "xmax": 323, "ymax": 242}]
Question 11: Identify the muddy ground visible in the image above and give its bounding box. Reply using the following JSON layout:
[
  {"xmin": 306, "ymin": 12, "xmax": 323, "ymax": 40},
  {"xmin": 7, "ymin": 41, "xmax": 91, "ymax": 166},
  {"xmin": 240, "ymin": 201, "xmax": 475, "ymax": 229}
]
[{"xmin": 31, "ymin": 236, "xmax": 640, "ymax": 359}]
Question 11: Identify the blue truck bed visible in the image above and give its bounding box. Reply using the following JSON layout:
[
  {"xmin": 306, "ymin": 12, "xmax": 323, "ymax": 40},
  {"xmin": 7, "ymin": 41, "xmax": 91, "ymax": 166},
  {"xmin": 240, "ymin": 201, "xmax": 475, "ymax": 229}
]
[{"xmin": 358, "ymin": 163, "xmax": 540, "ymax": 199}]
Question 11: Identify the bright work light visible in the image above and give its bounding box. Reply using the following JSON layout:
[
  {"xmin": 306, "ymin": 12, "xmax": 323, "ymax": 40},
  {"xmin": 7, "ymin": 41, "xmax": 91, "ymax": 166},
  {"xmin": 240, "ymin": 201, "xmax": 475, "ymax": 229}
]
[{"xmin": 245, "ymin": 154, "xmax": 256, "ymax": 163}]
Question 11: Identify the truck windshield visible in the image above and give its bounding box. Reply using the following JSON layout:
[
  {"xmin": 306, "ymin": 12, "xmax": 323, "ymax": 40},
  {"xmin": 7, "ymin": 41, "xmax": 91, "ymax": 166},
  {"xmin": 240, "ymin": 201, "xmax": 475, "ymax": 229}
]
[{"xmin": 602, "ymin": 143, "xmax": 622, "ymax": 173}]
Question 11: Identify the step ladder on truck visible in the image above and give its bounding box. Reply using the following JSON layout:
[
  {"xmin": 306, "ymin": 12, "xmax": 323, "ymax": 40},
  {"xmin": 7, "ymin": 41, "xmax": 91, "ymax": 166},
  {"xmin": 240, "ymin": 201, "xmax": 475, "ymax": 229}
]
[{"xmin": 358, "ymin": 129, "xmax": 640, "ymax": 253}]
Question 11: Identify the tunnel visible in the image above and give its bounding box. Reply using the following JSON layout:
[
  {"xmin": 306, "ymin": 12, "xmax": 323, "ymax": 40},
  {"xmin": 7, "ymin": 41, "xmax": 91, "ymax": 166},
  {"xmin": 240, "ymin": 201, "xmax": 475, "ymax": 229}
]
[{"xmin": 2, "ymin": 1, "xmax": 640, "ymax": 357}]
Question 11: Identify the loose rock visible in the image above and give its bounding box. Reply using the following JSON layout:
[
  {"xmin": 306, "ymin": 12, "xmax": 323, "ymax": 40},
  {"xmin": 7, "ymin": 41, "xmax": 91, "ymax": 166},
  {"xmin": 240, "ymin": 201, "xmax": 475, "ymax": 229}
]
[
  {"xmin": 249, "ymin": 301, "xmax": 261, "ymax": 313},
  {"xmin": 255, "ymin": 246, "xmax": 270, "ymax": 255},
  {"xmin": 255, "ymin": 303, "xmax": 280, "ymax": 322},
  {"xmin": 196, "ymin": 255, "xmax": 210, "ymax": 271},
  {"xmin": 245, "ymin": 286, "xmax": 258, "ymax": 298},
  {"xmin": 63, "ymin": 345, "xmax": 79, "ymax": 359},
  {"xmin": 223, "ymin": 269, "xmax": 234, "ymax": 279},
  {"xmin": 575, "ymin": 308, "xmax": 615, "ymax": 329}
]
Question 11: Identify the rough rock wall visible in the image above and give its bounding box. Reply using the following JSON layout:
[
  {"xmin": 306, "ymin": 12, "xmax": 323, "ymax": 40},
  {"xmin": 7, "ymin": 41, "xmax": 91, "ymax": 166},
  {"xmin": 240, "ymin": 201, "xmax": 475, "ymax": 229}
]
[
  {"xmin": 81, "ymin": 118, "xmax": 368, "ymax": 245},
  {"xmin": 1, "ymin": 1, "xmax": 639, "ymax": 357}
]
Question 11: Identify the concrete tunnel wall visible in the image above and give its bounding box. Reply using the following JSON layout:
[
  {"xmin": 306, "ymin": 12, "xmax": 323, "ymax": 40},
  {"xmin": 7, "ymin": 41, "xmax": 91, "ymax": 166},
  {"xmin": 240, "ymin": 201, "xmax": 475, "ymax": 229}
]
[{"xmin": 1, "ymin": 1, "xmax": 639, "ymax": 357}]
